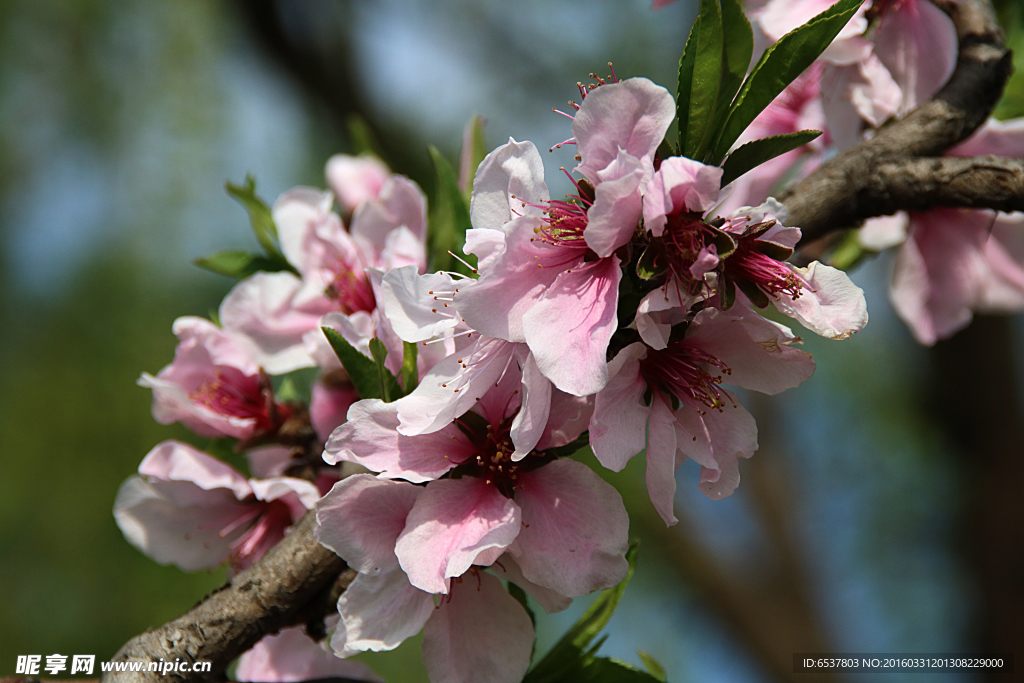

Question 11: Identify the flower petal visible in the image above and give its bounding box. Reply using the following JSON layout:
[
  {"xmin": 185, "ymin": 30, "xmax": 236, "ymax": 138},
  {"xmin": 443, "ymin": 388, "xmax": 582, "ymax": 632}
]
[
  {"xmin": 396, "ymin": 478, "xmax": 521, "ymax": 594},
  {"xmin": 509, "ymin": 459, "xmax": 630, "ymax": 596},
  {"xmin": 332, "ymin": 565, "xmax": 435, "ymax": 656},
  {"xmin": 470, "ymin": 138, "xmax": 550, "ymax": 230},
  {"xmin": 590, "ymin": 343, "xmax": 650, "ymax": 472},
  {"xmin": 422, "ymin": 572, "xmax": 534, "ymax": 683},
  {"xmin": 237, "ymin": 626, "xmax": 382, "ymax": 683},
  {"xmin": 316, "ymin": 475, "xmax": 421, "ymax": 573},
  {"xmin": 774, "ymin": 262, "xmax": 868, "ymax": 339}
]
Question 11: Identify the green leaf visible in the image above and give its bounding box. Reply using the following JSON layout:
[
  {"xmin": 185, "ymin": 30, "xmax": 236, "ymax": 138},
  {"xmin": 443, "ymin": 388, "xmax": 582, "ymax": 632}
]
[
  {"xmin": 636, "ymin": 242, "xmax": 668, "ymax": 281},
  {"xmin": 710, "ymin": 0, "xmax": 864, "ymax": 165},
  {"xmin": 461, "ymin": 114, "xmax": 489, "ymax": 196},
  {"xmin": 401, "ymin": 341, "xmax": 419, "ymax": 395},
  {"xmin": 578, "ymin": 657, "xmax": 665, "ymax": 683},
  {"xmin": 275, "ymin": 376, "xmax": 300, "ymax": 403},
  {"xmin": 226, "ymin": 175, "xmax": 291, "ymax": 265},
  {"xmin": 675, "ymin": 19, "xmax": 699, "ymax": 151},
  {"xmin": 369, "ymin": 337, "xmax": 403, "ymax": 403},
  {"xmin": 194, "ymin": 251, "xmax": 291, "ymax": 280},
  {"xmin": 321, "ymin": 327, "xmax": 380, "ymax": 400},
  {"xmin": 709, "ymin": 0, "xmax": 755, "ymax": 139},
  {"xmin": 682, "ymin": 0, "xmax": 724, "ymax": 159},
  {"xmin": 524, "ymin": 544, "xmax": 640, "ymax": 683},
  {"xmin": 346, "ymin": 114, "xmax": 386, "ymax": 159},
  {"xmin": 719, "ymin": 130, "xmax": 822, "ymax": 186},
  {"xmin": 829, "ymin": 229, "xmax": 868, "ymax": 270},
  {"xmin": 637, "ymin": 651, "xmax": 667, "ymax": 682},
  {"xmin": 508, "ymin": 582, "xmax": 537, "ymax": 630},
  {"xmin": 426, "ymin": 146, "xmax": 476, "ymax": 276}
]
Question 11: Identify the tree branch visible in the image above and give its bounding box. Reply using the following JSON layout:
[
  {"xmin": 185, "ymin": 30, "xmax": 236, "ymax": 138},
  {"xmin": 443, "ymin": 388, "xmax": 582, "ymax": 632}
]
[
  {"xmin": 102, "ymin": 510, "xmax": 345, "ymax": 683},
  {"xmin": 782, "ymin": 0, "xmax": 1012, "ymax": 243},
  {"xmin": 844, "ymin": 156, "xmax": 1024, "ymax": 219}
]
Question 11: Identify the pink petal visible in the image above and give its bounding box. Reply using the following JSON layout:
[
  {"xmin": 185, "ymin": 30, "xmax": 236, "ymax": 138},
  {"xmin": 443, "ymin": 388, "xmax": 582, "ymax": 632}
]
[
  {"xmin": 859, "ymin": 213, "xmax": 909, "ymax": 251},
  {"xmin": 890, "ymin": 209, "xmax": 991, "ymax": 344},
  {"xmin": 489, "ymin": 554, "xmax": 572, "ymax": 614},
  {"xmin": 324, "ymin": 399, "xmax": 462, "ymax": 482},
  {"xmin": 350, "ymin": 175, "xmax": 428, "ymax": 251},
  {"xmin": 951, "ymin": 117, "xmax": 1024, "ymax": 158},
  {"xmin": 457, "ymin": 216, "xmax": 560, "ymax": 343},
  {"xmin": 523, "ymin": 256, "xmax": 622, "ymax": 396},
  {"xmin": 393, "ymin": 336, "xmax": 518, "ymax": 436},
  {"xmin": 872, "ymin": 0, "xmax": 957, "ymax": 115},
  {"xmin": 332, "ymin": 565, "xmax": 436, "ymax": 656},
  {"xmin": 537, "ymin": 389, "xmax": 594, "ymax": 451},
  {"xmin": 643, "ymin": 156, "xmax": 724, "ymax": 237},
  {"xmin": 645, "ymin": 396, "xmax": 682, "ymax": 526},
  {"xmin": 273, "ymin": 187, "xmax": 347, "ymax": 276},
  {"xmin": 380, "ymin": 267, "xmax": 462, "ymax": 342},
  {"xmin": 685, "ymin": 307, "xmax": 815, "ymax": 395},
  {"xmin": 138, "ymin": 440, "xmax": 251, "ymax": 497},
  {"xmin": 584, "ymin": 149, "xmax": 645, "ymax": 258},
  {"xmin": 696, "ymin": 402, "xmax": 758, "ymax": 501},
  {"xmin": 635, "ymin": 286, "xmax": 695, "ymax": 350},
  {"xmin": 236, "ymin": 626, "xmax": 382, "ymax": 683},
  {"xmin": 509, "ymin": 459, "xmax": 630, "ymax": 596},
  {"xmin": 470, "ymin": 138, "xmax": 550, "ymax": 230},
  {"xmin": 590, "ymin": 343, "xmax": 651, "ymax": 472},
  {"xmin": 316, "ymin": 475, "xmax": 421, "ymax": 573},
  {"xmin": 396, "ymin": 478, "xmax": 521, "ymax": 594},
  {"xmin": 573, "ymin": 78, "xmax": 676, "ymax": 184},
  {"xmin": 774, "ymin": 262, "xmax": 868, "ymax": 339},
  {"xmin": 510, "ymin": 350, "xmax": 553, "ymax": 460},
  {"xmin": 325, "ymin": 154, "xmax": 390, "ymax": 213},
  {"xmin": 978, "ymin": 212, "xmax": 1024, "ymax": 312},
  {"xmin": 310, "ymin": 379, "xmax": 359, "ymax": 443},
  {"xmin": 422, "ymin": 572, "xmax": 534, "ymax": 683},
  {"xmin": 219, "ymin": 272, "xmax": 324, "ymax": 374},
  {"xmin": 250, "ymin": 477, "xmax": 321, "ymax": 517},
  {"xmin": 246, "ymin": 446, "xmax": 293, "ymax": 479}
]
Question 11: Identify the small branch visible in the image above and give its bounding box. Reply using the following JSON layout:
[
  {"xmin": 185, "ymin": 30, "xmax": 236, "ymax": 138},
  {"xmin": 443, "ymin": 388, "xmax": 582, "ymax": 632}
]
[
  {"xmin": 848, "ymin": 156, "xmax": 1024, "ymax": 219},
  {"xmin": 103, "ymin": 511, "xmax": 345, "ymax": 683},
  {"xmin": 783, "ymin": 0, "xmax": 1011, "ymax": 242}
]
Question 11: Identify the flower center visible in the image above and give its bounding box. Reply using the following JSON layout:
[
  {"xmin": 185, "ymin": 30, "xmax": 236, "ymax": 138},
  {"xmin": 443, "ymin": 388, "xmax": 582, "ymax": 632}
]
[
  {"xmin": 325, "ymin": 269, "xmax": 376, "ymax": 315},
  {"xmin": 451, "ymin": 411, "xmax": 527, "ymax": 498},
  {"xmin": 189, "ymin": 369, "xmax": 273, "ymax": 429},
  {"xmin": 640, "ymin": 339, "xmax": 733, "ymax": 412}
]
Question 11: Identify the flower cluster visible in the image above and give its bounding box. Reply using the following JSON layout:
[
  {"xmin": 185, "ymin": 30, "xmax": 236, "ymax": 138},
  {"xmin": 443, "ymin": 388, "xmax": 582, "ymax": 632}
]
[
  {"xmin": 112, "ymin": 6, "xmax": 896, "ymax": 681},
  {"xmin": 723, "ymin": 0, "xmax": 1024, "ymax": 345}
]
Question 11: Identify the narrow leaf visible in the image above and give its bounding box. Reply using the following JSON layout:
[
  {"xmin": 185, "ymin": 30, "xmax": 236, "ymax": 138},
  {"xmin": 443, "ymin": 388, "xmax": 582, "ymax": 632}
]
[
  {"xmin": 675, "ymin": 20, "xmax": 699, "ymax": 151},
  {"xmin": 426, "ymin": 146, "xmax": 476, "ymax": 276},
  {"xmin": 226, "ymin": 175, "xmax": 290, "ymax": 264},
  {"xmin": 709, "ymin": 0, "xmax": 755, "ymax": 142},
  {"xmin": 194, "ymin": 251, "xmax": 290, "ymax": 280},
  {"xmin": 683, "ymin": 0, "xmax": 724, "ymax": 159},
  {"xmin": 401, "ymin": 341, "xmax": 419, "ymax": 395},
  {"xmin": 578, "ymin": 657, "xmax": 665, "ymax": 683},
  {"xmin": 720, "ymin": 130, "xmax": 822, "ymax": 186},
  {"xmin": 346, "ymin": 114, "xmax": 386, "ymax": 159},
  {"xmin": 369, "ymin": 337, "xmax": 403, "ymax": 403},
  {"xmin": 637, "ymin": 651, "xmax": 667, "ymax": 682},
  {"xmin": 710, "ymin": 0, "xmax": 864, "ymax": 164},
  {"xmin": 321, "ymin": 327, "xmax": 380, "ymax": 400},
  {"xmin": 460, "ymin": 115, "xmax": 489, "ymax": 196},
  {"xmin": 524, "ymin": 544, "xmax": 639, "ymax": 683}
]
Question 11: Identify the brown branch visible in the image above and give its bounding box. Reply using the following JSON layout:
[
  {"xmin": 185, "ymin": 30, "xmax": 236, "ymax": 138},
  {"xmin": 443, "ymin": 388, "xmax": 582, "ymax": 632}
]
[
  {"xmin": 102, "ymin": 511, "xmax": 345, "ymax": 683},
  {"xmin": 844, "ymin": 156, "xmax": 1024, "ymax": 219},
  {"xmin": 782, "ymin": 0, "xmax": 1011, "ymax": 243}
]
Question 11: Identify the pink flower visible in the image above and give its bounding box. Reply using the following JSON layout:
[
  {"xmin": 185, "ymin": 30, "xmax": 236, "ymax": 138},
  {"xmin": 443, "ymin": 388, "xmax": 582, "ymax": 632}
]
[
  {"xmin": 754, "ymin": 0, "xmax": 957, "ymax": 150},
  {"xmin": 322, "ymin": 368, "xmax": 629, "ymax": 598},
  {"xmin": 863, "ymin": 118, "xmax": 1024, "ymax": 344},
  {"xmin": 325, "ymin": 154, "xmax": 390, "ymax": 215},
  {"xmin": 457, "ymin": 137, "xmax": 652, "ymax": 395},
  {"xmin": 114, "ymin": 441, "xmax": 320, "ymax": 572},
  {"xmin": 220, "ymin": 178, "xmax": 427, "ymax": 374},
  {"xmin": 591, "ymin": 305, "xmax": 814, "ymax": 523},
  {"xmin": 138, "ymin": 317, "xmax": 287, "ymax": 440},
  {"xmin": 316, "ymin": 474, "xmax": 573, "ymax": 683},
  {"xmin": 236, "ymin": 626, "xmax": 382, "ymax": 683}
]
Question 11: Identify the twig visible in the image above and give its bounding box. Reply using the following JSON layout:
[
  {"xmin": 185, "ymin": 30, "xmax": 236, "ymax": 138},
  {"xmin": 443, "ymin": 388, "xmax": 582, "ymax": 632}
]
[{"xmin": 102, "ymin": 511, "xmax": 345, "ymax": 683}]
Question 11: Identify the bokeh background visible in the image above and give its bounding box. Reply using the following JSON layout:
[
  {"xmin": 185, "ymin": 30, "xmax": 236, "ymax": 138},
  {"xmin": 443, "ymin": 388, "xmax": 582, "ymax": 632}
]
[{"xmin": 2, "ymin": 1, "xmax": 1023, "ymax": 681}]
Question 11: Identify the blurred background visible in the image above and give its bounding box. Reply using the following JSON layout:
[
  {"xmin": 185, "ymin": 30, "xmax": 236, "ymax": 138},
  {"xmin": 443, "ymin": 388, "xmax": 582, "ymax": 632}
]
[{"xmin": 1, "ymin": 0, "xmax": 1023, "ymax": 681}]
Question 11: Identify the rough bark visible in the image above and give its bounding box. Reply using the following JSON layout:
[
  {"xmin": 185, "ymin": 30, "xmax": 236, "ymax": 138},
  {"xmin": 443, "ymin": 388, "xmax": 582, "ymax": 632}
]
[{"xmin": 102, "ymin": 511, "xmax": 346, "ymax": 683}]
